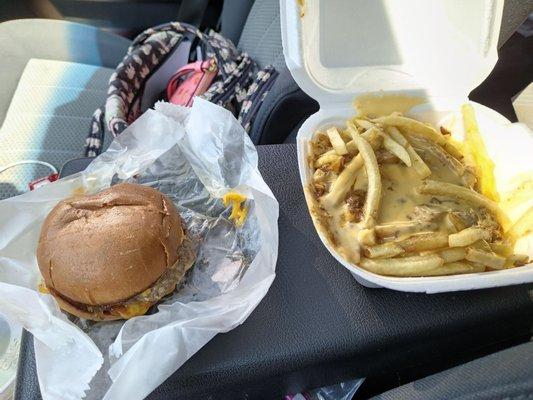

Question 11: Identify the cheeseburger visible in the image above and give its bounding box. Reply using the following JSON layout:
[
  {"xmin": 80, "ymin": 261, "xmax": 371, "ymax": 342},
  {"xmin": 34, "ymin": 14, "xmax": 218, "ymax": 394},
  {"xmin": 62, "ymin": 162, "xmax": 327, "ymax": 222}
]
[{"xmin": 37, "ymin": 183, "xmax": 195, "ymax": 321}]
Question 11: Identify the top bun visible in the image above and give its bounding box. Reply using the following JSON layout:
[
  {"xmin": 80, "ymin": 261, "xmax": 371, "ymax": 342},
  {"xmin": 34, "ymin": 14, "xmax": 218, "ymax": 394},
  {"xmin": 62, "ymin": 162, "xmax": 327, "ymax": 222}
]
[{"xmin": 37, "ymin": 183, "xmax": 184, "ymax": 306}]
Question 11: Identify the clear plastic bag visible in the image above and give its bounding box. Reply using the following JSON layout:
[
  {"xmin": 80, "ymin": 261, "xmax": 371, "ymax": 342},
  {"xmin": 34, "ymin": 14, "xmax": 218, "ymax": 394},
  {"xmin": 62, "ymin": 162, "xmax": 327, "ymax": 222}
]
[
  {"xmin": 286, "ymin": 378, "xmax": 365, "ymax": 400},
  {"xmin": 0, "ymin": 99, "xmax": 279, "ymax": 400}
]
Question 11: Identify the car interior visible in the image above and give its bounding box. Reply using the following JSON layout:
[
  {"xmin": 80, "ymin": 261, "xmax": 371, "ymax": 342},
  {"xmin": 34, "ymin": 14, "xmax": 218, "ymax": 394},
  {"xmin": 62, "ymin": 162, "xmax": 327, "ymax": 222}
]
[{"xmin": 0, "ymin": 0, "xmax": 532, "ymax": 399}]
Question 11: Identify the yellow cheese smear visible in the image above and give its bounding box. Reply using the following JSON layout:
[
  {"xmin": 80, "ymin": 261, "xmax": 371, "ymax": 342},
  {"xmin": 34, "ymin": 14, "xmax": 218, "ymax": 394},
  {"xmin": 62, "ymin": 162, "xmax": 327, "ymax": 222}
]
[
  {"xmin": 115, "ymin": 301, "xmax": 152, "ymax": 319},
  {"xmin": 38, "ymin": 281, "xmax": 49, "ymax": 294},
  {"xmin": 222, "ymin": 192, "xmax": 248, "ymax": 227},
  {"xmin": 461, "ymin": 104, "xmax": 499, "ymax": 202},
  {"xmin": 353, "ymin": 94, "xmax": 424, "ymax": 117}
]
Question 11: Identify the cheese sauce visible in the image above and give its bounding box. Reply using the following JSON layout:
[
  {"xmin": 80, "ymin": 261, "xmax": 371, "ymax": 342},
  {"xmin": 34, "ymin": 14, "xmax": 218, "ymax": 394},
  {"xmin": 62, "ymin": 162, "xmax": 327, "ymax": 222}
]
[{"xmin": 314, "ymin": 135, "xmax": 475, "ymax": 262}]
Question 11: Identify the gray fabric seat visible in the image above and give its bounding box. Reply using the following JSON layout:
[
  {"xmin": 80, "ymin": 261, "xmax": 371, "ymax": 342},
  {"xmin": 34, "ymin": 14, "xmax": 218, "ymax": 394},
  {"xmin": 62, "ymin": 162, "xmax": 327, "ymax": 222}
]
[
  {"xmin": 0, "ymin": 19, "xmax": 130, "ymax": 127},
  {"xmin": 370, "ymin": 341, "xmax": 533, "ymax": 400},
  {"xmin": 0, "ymin": 19, "xmax": 130, "ymax": 199}
]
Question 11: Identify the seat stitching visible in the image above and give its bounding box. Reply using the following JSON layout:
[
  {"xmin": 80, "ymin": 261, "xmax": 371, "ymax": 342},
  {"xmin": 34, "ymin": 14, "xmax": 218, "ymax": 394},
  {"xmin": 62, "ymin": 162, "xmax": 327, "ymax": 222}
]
[
  {"xmin": 254, "ymin": 13, "xmax": 281, "ymax": 53},
  {"xmin": 239, "ymin": 0, "xmax": 270, "ymax": 46}
]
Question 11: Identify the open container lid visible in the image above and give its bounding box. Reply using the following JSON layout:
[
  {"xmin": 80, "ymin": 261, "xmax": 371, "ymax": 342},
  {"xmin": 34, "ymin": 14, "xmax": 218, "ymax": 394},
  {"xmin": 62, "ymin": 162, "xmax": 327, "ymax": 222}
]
[{"xmin": 280, "ymin": 0, "xmax": 504, "ymax": 107}]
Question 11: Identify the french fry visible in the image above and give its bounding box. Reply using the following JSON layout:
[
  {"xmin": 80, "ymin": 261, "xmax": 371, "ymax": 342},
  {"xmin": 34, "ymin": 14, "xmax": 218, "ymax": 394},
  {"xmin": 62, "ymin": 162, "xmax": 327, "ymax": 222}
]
[
  {"xmin": 363, "ymin": 242, "xmax": 404, "ymax": 259},
  {"xmin": 361, "ymin": 127, "xmax": 383, "ymax": 148},
  {"xmin": 489, "ymin": 242, "xmax": 514, "ymax": 257},
  {"xmin": 448, "ymin": 227, "xmax": 491, "ymax": 247},
  {"xmin": 345, "ymin": 140, "xmax": 358, "ymax": 155},
  {"xmin": 313, "ymin": 168, "xmax": 326, "ymax": 182},
  {"xmin": 406, "ymin": 144, "xmax": 431, "ymax": 178},
  {"xmin": 372, "ymin": 115, "xmax": 446, "ymax": 145},
  {"xmin": 442, "ymin": 139, "xmax": 464, "ymax": 161},
  {"xmin": 315, "ymin": 153, "xmax": 342, "ymax": 168},
  {"xmin": 443, "ymin": 214, "xmax": 459, "ymax": 233},
  {"xmin": 468, "ymin": 262, "xmax": 488, "ymax": 272},
  {"xmin": 465, "ymin": 248, "xmax": 506, "ymax": 269},
  {"xmin": 438, "ymin": 247, "xmax": 467, "ymax": 263},
  {"xmin": 359, "ymin": 254, "xmax": 444, "ymax": 276},
  {"xmin": 327, "ymin": 127, "xmax": 348, "ymax": 155},
  {"xmin": 501, "ymin": 178, "xmax": 533, "ymax": 209},
  {"xmin": 382, "ymin": 133, "xmax": 411, "ymax": 166},
  {"xmin": 385, "ymin": 126, "xmax": 408, "ymax": 146},
  {"xmin": 350, "ymin": 130, "xmax": 382, "ymax": 228},
  {"xmin": 395, "ymin": 232, "xmax": 449, "ymax": 253},
  {"xmin": 422, "ymin": 261, "xmax": 485, "ymax": 276},
  {"xmin": 353, "ymin": 164, "xmax": 368, "ymax": 190},
  {"xmin": 462, "ymin": 171, "xmax": 478, "ymax": 190},
  {"xmin": 472, "ymin": 239, "xmax": 493, "ymax": 252},
  {"xmin": 444, "ymin": 212, "xmax": 471, "ymax": 232},
  {"xmin": 322, "ymin": 140, "xmax": 358, "ymax": 157},
  {"xmin": 354, "ymin": 118, "xmax": 375, "ymax": 130},
  {"xmin": 418, "ymin": 180, "xmax": 509, "ymax": 228},
  {"xmin": 424, "ymin": 151, "xmax": 480, "ymax": 188},
  {"xmin": 346, "ymin": 120, "xmax": 360, "ymax": 135},
  {"xmin": 375, "ymin": 221, "xmax": 438, "ymax": 239},
  {"xmin": 319, "ymin": 148, "xmax": 335, "ymax": 157},
  {"xmin": 462, "ymin": 104, "xmax": 499, "ymax": 202},
  {"xmin": 327, "ymin": 158, "xmax": 343, "ymax": 173},
  {"xmin": 385, "ymin": 125, "xmax": 431, "ymax": 177},
  {"xmin": 506, "ymin": 206, "xmax": 533, "ymax": 244},
  {"xmin": 339, "ymin": 128, "xmax": 353, "ymax": 142},
  {"xmin": 358, "ymin": 228, "xmax": 377, "ymax": 246},
  {"xmin": 505, "ymin": 254, "xmax": 529, "ymax": 267},
  {"xmin": 320, "ymin": 155, "xmax": 364, "ymax": 207},
  {"xmin": 417, "ymin": 138, "xmax": 473, "ymax": 186},
  {"xmin": 348, "ymin": 122, "xmax": 383, "ymax": 149}
]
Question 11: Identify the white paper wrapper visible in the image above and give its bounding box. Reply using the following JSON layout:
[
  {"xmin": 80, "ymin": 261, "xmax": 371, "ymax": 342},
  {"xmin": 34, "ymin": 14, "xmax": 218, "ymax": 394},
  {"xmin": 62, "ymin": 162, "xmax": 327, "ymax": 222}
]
[{"xmin": 0, "ymin": 99, "xmax": 279, "ymax": 400}]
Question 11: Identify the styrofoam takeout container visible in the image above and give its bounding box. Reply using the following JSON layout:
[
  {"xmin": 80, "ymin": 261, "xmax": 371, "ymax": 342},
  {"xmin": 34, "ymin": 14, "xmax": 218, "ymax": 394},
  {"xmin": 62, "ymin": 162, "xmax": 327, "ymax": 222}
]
[{"xmin": 280, "ymin": 0, "xmax": 533, "ymax": 292}]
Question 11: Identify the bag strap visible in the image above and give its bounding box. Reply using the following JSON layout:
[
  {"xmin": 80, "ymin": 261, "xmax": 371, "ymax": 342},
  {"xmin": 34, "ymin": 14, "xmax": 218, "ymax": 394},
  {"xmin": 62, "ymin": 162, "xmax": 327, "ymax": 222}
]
[{"xmin": 84, "ymin": 22, "xmax": 279, "ymax": 156}]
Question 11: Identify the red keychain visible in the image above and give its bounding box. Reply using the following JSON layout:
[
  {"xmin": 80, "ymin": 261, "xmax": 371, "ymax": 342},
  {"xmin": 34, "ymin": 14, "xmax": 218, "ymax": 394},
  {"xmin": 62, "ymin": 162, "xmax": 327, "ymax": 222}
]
[{"xmin": 166, "ymin": 58, "xmax": 218, "ymax": 106}]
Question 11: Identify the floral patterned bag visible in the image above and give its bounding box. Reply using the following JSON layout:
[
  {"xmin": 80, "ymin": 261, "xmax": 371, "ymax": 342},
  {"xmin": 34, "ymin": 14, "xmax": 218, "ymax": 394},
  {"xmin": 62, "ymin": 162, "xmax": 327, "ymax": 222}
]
[{"xmin": 85, "ymin": 22, "xmax": 278, "ymax": 157}]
